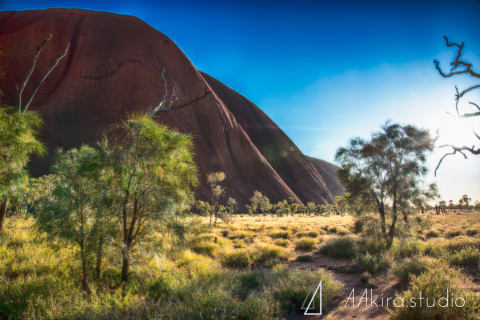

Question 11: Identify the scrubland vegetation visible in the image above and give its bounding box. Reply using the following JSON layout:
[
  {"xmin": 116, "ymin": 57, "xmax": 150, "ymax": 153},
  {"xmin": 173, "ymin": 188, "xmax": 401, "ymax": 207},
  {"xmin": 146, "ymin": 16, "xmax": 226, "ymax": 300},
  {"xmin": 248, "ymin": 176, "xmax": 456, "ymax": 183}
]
[{"xmin": 1, "ymin": 209, "xmax": 479, "ymax": 319}]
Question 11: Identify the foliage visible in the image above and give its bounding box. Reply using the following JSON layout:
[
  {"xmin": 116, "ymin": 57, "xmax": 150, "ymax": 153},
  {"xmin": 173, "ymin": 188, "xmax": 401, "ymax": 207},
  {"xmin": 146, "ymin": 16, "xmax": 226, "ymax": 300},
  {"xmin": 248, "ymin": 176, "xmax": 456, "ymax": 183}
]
[
  {"xmin": 391, "ymin": 267, "xmax": 479, "ymax": 320},
  {"xmin": 294, "ymin": 238, "xmax": 316, "ymax": 252},
  {"xmin": 0, "ymin": 106, "xmax": 44, "ymax": 231},
  {"xmin": 336, "ymin": 122, "xmax": 436, "ymax": 246},
  {"xmin": 320, "ymin": 237, "xmax": 357, "ymax": 258}
]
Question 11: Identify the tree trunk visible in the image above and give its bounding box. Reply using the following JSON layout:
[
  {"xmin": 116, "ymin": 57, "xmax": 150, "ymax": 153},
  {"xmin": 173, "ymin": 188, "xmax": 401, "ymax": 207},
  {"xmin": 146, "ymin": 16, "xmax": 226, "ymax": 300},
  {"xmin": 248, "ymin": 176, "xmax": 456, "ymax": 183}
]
[
  {"xmin": 402, "ymin": 211, "xmax": 408, "ymax": 224},
  {"xmin": 121, "ymin": 247, "xmax": 130, "ymax": 293},
  {"xmin": 95, "ymin": 237, "xmax": 103, "ymax": 280},
  {"xmin": 79, "ymin": 239, "xmax": 90, "ymax": 294},
  {"xmin": 379, "ymin": 206, "xmax": 386, "ymax": 236},
  {"xmin": 387, "ymin": 205, "xmax": 398, "ymax": 249},
  {"xmin": 0, "ymin": 198, "xmax": 9, "ymax": 233}
]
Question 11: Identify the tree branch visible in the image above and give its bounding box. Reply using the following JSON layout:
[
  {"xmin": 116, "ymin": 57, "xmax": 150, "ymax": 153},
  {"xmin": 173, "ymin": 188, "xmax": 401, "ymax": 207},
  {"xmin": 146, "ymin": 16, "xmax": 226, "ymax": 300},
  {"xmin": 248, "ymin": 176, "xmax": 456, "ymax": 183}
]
[
  {"xmin": 23, "ymin": 42, "xmax": 70, "ymax": 113},
  {"xmin": 17, "ymin": 33, "xmax": 52, "ymax": 113},
  {"xmin": 435, "ymin": 144, "xmax": 480, "ymax": 176}
]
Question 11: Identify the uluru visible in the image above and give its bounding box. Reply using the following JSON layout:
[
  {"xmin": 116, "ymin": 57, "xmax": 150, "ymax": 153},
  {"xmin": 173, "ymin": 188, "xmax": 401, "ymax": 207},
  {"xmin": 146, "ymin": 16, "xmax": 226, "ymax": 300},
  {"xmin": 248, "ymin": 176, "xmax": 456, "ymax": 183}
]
[{"xmin": 0, "ymin": 8, "xmax": 342, "ymax": 208}]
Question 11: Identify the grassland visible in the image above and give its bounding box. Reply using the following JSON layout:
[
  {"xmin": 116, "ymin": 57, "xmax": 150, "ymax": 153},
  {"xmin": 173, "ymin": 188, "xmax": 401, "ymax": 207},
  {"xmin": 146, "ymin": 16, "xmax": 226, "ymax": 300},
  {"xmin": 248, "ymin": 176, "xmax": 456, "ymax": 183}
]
[{"xmin": 0, "ymin": 211, "xmax": 479, "ymax": 319}]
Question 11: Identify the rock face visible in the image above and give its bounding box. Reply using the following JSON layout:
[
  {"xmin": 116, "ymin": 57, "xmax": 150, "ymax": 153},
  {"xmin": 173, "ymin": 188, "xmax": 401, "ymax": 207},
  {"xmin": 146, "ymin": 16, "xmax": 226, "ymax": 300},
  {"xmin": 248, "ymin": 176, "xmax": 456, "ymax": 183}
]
[{"xmin": 0, "ymin": 9, "xmax": 342, "ymax": 208}]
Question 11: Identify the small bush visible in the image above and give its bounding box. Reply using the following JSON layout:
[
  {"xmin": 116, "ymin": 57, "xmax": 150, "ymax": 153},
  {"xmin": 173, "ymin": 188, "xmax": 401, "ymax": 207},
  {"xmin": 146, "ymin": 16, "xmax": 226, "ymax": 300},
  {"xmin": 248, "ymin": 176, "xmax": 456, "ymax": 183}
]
[
  {"xmin": 360, "ymin": 272, "xmax": 370, "ymax": 285},
  {"xmin": 220, "ymin": 250, "xmax": 253, "ymax": 269},
  {"xmin": 354, "ymin": 252, "xmax": 390, "ymax": 274},
  {"xmin": 353, "ymin": 219, "xmax": 364, "ymax": 234},
  {"xmin": 422, "ymin": 241, "xmax": 446, "ymax": 258},
  {"xmin": 466, "ymin": 229, "xmax": 478, "ymax": 236},
  {"xmin": 392, "ymin": 240, "xmax": 421, "ymax": 259},
  {"xmin": 274, "ymin": 239, "xmax": 290, "ymax": 247},
  {"xmin": 393, "ymin": 257, "xmax": 443, "ymax": 283},
  {"xmin": 320, "ymin": 237, "xmax": 356, "ymax": 258},
  {"xmin": 296, "ymin": 255, "xmax": 314, "ymax": 262},
  {"xmin": 449, "ymin": 247, "xmax": 480, "ymax": 269},
  {"xmin": 272, "ymin": 267, "xmax": 342, "ymax": 315},
  {"xmin": 391, "ymin": 268, "xmax": 479, "ymax": 320},
  {"xmin": 296, "ymin": 231, "xmax": 319, "ymax": 238},
  {"xmin": 445, "ymin": 229, "xmax": 463, "ymax": 239},
  {"xmin": 426, "ymin": 229, "xmax": 440, "ymax": 238},
  {"xmin": 253, "ymin": 245, "xmax": 288, "ymax": 267},
  {"xmin": 295, "ymin": 238, "xmax": 317, "ymax": 252},
  {"xmin": 336, "ymin": 226, "xmax": 350, "ymax": 235},
  {"xmin": 269, "ymin": 231, "xmax": 292, "ymax": 240},
  {"xmin": 191, "ymin": 242, "xmax": 218, "ymax": 257}
]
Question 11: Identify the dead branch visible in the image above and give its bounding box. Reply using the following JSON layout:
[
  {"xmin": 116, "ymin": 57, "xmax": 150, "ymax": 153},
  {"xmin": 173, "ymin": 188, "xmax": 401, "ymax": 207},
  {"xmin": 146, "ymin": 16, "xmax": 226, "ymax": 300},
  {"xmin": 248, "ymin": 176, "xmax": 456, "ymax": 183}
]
[
  {"xmin": 435, "ymin": 144, "xmax": 480, "ymax": 176},
  {"xmin": 433, "ymin": 36, "xmax": 480, "ymax": 174},
  {"xmin": 150, "ymin": 69, "xmax": 211, "ymax": 117},
  {"xmin": 433, "ymin": 36, "xmax": 480, "ymax": 79},
  {"xmin": 23, "ymin": 42, "xmax": 70, "ymax": 113},
  {"xmin": 17, "ymin": 34, "xmax": 70, "ymax": 114},
  {"xmin": 17, "ymin": 33, "xmax": 52, "ymax": 113}
]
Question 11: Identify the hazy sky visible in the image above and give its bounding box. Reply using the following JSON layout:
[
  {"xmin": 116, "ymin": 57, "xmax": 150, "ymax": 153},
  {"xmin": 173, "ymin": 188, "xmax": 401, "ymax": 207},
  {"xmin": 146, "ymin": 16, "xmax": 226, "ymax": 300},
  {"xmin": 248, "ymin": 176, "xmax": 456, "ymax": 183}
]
[{"xmin": 1, "ymin": 0, "xmax": 479, "ymax": 202}]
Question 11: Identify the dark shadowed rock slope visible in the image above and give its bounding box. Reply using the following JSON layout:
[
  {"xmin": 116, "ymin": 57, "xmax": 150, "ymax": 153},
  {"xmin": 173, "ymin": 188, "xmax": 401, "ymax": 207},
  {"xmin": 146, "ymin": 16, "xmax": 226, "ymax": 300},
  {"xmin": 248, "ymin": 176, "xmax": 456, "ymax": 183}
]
[{"xmin": 0, "ymin": 8, "xmax": 342, "ymax": 208}]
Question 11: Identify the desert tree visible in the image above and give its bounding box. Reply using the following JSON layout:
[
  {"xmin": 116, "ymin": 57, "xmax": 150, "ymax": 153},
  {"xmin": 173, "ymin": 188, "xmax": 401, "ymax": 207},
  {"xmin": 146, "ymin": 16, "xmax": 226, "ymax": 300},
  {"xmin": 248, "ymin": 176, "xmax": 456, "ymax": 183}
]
[
  {"xmin": 460, "ymin": 194, "xmax": 471, "ymax": 211},
  {"xmin": 336, "ymin": 122, "xmax": 436, "ymax": 247},
  {"xmin": 225, "ymin": 197, "xmax": 238, "ymax": 214},
  {"xmin": 0, "ymin": 107, "xmax": 44, "ymax": 232},
  {"xmin": 104, "ymin": 114, "xmax": 197, "ymax": 290},
  {"xmin": 474, "ymin": 200, "xmax": 480, "ymax": 211},
  {"xmin": 207, "ymin": 171, "xmax": 227, "ymax": 226},
  {"xmin": 434, "ymin": 36, "xmax": 480, "ymax": 175},
  {"xmin": 35, "ymin": 146, "xmax": 107, "ymax": 292},
  {"xmin": 306, "ymin": 201, "xmax": 316, "ymax": 215}
]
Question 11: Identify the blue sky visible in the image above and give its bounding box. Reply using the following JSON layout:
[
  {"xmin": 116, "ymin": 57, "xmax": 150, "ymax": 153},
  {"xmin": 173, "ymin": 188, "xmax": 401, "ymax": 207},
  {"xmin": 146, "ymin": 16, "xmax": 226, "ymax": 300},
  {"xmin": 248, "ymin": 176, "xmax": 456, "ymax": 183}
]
[{"xmin": 1, "ymin": 0, "xmax": 479, "ymax": 202}]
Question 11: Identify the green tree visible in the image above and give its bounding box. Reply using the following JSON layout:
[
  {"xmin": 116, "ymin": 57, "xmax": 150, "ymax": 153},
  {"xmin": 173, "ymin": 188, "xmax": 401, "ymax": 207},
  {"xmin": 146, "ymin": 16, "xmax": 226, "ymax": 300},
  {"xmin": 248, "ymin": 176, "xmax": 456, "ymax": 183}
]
[
  {"xmin": 35, "ymin": 146, "xmax": 104, "ymax": 292},
  {"xmin": 461, "ymin": 194, "xmax": 471, "ymax": 210},
  {"xmin": 336, "ymin": 122, "xmax": 435, "ymax": 247},
  {"xmin": 104, "ymin": 114, "xmax": 197, "ymax": 290},
  {"xmin": 225, "ymin": 197, "xmax": 238, "ymax": 214},
  {"xmin": 306, "ymin": 202, "xmax": 316, "ymax": 215},
  {"xmin": 0, "ymin": 107, "xmax": 44, "ymax": 232}
]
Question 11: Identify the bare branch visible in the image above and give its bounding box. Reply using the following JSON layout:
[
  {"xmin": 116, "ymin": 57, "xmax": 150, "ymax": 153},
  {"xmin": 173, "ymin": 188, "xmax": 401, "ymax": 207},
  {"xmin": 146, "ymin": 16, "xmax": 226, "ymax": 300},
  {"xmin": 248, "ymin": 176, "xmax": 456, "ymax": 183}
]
[
  {"xmin": 23, "ymin": 42, "xmax": 70, "ymax": 113},
  {"xmin": 434, "ymin": 36, "xmax": 480, "ymax": 79},
  {"xmin": 17, "ymin": 33, "xmax": 52, "ymax": 113},
  {"xmin": 435, "ymin": 144, "xmax": 480, "ymax": 176}
]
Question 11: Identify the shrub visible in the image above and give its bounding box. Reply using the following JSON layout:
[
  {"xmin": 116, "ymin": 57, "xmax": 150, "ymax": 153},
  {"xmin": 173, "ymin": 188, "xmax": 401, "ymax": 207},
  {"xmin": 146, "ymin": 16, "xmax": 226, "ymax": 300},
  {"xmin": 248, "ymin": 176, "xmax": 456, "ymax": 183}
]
[
  {"xmin": 228, "ymin": 231, "xmax": 255, "ymax": 240},
  {"xmin": 393, "ymin": 257, "xmax": 443, "ymax": 283},
  {"xmin": 274, "ymin": 239, "xmax": 290, "ymax": 247},
  {"xmin": 295, "ymin": 238, "xmax": 317, "ymax": 252},
  {"xmin": 391, "ymin": 268, "xmax": 479, "ymax": 320},
  {"xmin": 422, "ymin": 241, "xmax": 447, "ymax": 258},
  {"xmin": 354, "ymin": 252, "xmax": 391, "ymax": 274},
  {"xmin": 220, "ymin": 250, "xmax": 253, "ymax": 269},
  {"xmin": 445, "ymin": 229, "xmax": 463, "ymax": 239},
  {"xmin": 445, "ymin": 237, "xmax": 480, "ymax": 252},
  {"xmin": 353, "ymin": 219, "xmax": 364, "ymax": 234},
  {"xmin": 296, "ymin": 231, "xmax": 319, "ymax": 238},
  {"xmin": 271, "ymin": 267, "xmax": 342, "ymax": 315},
  {"xmin": 320, "ymin": 237, "xmax": 356, "ymax": 258},
  {"xmin": 269, "ymin": 231, "xmax": 292, "ymax": 240},
  {"xmin": 391, "ymin": 240, "xmax": 422, "ymax": 259},
  {"xmin": 360, "ymin": 272, "xmax": 370, "ymax": 284},
  {"xmin": 426, "ymin": 229, "xmax": 440, "ymax": 238},
  {"xmin": 336, "ymin": 226, "xmax": 350, "ymax": 235},
  {"xmin": 466, "ymin": 229, "xmax": 478, "ymax": 236},
  {"xmin": 296, "ymin": 255, "xmax": 314, "ymax": 262},
  {"xmin": 191, "ymin": 242, "xmax": 218, "ymax": 257},
  {"xmin": 449, "ymin": 247, "xmax": 480, "ymax": 269},
  {"xmin": 253, "ymin": 245, "xmax": 288, "ymax": 267}
]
